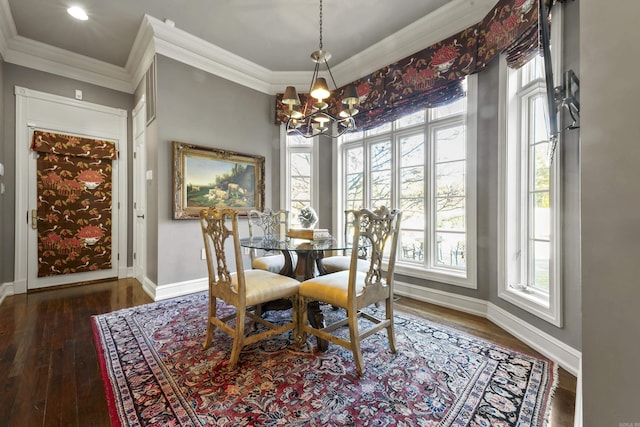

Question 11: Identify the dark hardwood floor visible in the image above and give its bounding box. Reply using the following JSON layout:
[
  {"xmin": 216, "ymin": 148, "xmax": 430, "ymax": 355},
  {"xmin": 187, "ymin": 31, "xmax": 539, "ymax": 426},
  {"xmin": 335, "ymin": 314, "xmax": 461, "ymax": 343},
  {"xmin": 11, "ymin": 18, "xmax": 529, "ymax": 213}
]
[{"xmin": 0, "ymin": 278, "xmax": 575, "ymax": 426}]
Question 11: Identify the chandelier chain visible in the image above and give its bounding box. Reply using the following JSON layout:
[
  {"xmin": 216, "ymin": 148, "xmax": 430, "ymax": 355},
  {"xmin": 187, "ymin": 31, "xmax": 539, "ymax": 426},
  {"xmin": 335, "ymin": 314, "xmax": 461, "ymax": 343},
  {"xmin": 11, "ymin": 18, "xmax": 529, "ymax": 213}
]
[{"xmin": 318, "ymin": 0, "xmax": 323, "ymax": 49}]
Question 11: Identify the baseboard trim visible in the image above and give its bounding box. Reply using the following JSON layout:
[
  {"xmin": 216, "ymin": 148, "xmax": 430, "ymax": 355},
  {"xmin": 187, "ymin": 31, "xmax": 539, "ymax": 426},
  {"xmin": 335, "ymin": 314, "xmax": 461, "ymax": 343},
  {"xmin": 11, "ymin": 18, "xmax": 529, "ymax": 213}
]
[
  {"xmin": 148, "ymin": 277, "xmax": 208, "ymax": 301},
  {"xmin": 0, "ymin": 282, "xmax": 15, "ymax": 307},
  {"xmin": 486, "ymin": 302, "xmax": 581, "ymax": 376},
  {"xmin": 141, "ymin": 276, "xmax": 158, "ymax": 300},
  {"xmin": 395, "ymin": 281, "xmax": 488, "ymax": 317},
  {"xmin": 395, "ymin": 280, "xmax": 581, "ymax": 376}
]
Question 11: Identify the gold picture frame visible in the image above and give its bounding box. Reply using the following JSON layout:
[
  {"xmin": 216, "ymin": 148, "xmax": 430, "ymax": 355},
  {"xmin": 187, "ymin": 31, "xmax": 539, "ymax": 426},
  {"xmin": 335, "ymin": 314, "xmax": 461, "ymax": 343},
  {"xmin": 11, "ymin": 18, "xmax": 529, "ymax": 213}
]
[{"xmin": 172, "ymin": 141, "xmax": 265, "ymax": 219}]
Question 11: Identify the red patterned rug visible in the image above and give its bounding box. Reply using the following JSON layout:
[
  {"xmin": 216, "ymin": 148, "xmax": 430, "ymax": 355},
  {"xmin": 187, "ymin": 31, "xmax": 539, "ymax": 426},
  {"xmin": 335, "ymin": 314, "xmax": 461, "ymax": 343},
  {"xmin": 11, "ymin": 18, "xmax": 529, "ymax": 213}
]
[{"xmin": 91, "ymin": 292, "xmax": 557, "ymax": 426}]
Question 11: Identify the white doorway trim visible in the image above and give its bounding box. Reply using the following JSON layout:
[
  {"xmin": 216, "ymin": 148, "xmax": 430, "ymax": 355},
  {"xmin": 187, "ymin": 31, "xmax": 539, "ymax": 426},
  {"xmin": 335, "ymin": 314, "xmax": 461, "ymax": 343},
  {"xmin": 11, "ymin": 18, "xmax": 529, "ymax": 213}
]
[
  {"xmin": 14, "ymin": 86, "xmax": 128, "ymax": 293},
  {"xmin": 132, "ymin": 95, "xmax": 147, "ymax": 286}
]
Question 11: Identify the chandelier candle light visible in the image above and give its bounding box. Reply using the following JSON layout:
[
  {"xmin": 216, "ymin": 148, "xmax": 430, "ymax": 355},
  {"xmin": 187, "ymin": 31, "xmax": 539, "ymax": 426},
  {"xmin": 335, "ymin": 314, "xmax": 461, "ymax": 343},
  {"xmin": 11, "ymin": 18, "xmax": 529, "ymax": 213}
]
[{"xmin": 282, "ymin": 0, "xmax": 360, "ymax": 138}]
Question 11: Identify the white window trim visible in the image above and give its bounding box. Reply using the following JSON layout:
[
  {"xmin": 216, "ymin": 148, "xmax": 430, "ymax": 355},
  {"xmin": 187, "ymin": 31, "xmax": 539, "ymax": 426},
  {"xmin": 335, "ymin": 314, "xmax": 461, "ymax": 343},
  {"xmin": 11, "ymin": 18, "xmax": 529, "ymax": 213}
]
[
  {"xmin": 497, "ymin": 5, "xmax": 563, "ymax": 327},
  {"xmin": 334, "ymin": 75, "xmax": 478, "ymax": 289}
]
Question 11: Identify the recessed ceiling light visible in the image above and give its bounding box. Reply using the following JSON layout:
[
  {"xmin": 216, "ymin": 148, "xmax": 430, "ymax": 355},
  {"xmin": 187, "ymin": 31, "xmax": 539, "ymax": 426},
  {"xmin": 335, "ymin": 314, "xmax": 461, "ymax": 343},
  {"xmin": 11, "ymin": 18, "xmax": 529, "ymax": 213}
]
[{"xmin": 67, "ymin": 6, "xmax": 89, "ymax": 21}]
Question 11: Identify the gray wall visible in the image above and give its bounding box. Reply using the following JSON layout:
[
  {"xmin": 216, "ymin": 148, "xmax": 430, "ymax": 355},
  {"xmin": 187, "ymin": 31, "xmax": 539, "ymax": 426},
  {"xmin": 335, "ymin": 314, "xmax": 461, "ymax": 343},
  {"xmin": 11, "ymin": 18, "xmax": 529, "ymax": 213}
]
[
  {"xmin": 581, "ymin": 0, "xmax": 640, "ymax": 423},
  {"xmin": 1, "ymin": 63, "xmax": 134, "ymax": 284},
  {"xmin": 152, "ymin": 55, "xmax": 279, "ymax": 286}
]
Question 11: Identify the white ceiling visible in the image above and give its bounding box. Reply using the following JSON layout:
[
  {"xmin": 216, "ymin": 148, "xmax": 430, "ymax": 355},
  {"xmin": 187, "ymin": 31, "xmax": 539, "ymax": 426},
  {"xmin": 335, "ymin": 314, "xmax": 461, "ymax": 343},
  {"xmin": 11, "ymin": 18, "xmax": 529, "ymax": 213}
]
[{"xmin": 0, "ymin": 0, "xmax": 495, "ymax": 93}]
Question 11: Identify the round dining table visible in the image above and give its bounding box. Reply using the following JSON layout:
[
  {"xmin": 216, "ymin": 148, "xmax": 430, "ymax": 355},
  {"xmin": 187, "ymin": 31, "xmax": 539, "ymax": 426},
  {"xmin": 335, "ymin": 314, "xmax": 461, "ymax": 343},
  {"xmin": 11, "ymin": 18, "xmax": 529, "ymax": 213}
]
[{"xmin": 240, "ymin": 235, "xmax": 353, "ymax": 351}]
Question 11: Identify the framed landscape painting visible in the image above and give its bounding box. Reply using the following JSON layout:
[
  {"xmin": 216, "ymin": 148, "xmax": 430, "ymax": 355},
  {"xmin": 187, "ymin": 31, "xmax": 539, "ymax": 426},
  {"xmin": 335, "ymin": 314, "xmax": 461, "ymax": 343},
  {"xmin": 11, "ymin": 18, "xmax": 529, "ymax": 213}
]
[{"xmin": 172, "ymin": 141, "xmax": 265, "ymax": 219}]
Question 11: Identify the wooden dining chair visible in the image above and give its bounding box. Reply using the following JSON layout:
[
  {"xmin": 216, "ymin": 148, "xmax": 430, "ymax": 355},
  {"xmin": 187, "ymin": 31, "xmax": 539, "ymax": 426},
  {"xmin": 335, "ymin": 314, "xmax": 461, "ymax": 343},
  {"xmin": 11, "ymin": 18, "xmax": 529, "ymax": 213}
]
[
  {"xmin": 200, "ymin": 207, "xmax": 300, "ymax": 368},
  {"xmin": 321, "ymin": 210, "xmax": 369, "ymax": 274},
  {"xmin": 298, "ymin": 206, "xmax": 402, "ymax": 376},
  {"xmin": 247, "ymin": 209, "xmax": 293, "ymax": 273}
]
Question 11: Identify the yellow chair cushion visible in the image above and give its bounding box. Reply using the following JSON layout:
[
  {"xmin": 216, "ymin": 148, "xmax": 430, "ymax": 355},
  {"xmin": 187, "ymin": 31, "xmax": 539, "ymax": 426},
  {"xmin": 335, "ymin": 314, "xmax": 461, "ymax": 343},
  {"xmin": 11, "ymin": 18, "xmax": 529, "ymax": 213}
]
[
  {"xmin": 231, "ymin": 269, "xmax": 300, "ymax": 306},
  {"xmin": 299, "ymin": 270, "xmax": 366, "ymax": 308},
  {"xmin": 252, "ymin": 254, "xmax": 286, "ymax": 273},
  {"xmin": 321, "ymin": 256, "xmax": 368, "ymax": 274}
]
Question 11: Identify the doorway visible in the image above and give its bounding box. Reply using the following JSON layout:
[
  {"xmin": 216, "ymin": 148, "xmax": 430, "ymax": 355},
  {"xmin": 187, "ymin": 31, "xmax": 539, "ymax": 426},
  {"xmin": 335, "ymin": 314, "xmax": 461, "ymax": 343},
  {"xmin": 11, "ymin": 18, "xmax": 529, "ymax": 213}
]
[{"xmin": 14, "ymin": 87, "xmax": 128, "ymax": 292}]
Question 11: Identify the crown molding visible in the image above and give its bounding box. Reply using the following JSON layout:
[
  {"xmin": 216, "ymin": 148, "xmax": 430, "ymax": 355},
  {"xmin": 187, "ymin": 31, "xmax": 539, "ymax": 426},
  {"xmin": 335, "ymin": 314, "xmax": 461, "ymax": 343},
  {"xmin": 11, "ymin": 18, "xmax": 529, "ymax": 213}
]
[
  {"xmin": 4, "ymin": 35, "xmax": 133, "ymax": 93},
  {"xmin": 145, "ymin": 15, "xmax": 275, "ymax": 94},
  {"xmin": 0, "ymin": 0, "xmax": 17, "ymax": 59},
  {"xmin": 126, "ymin": 14, "xmax": 157, "ymax": 92},
  {"xmin": 332, "ymin": 0, "xmax": 496, "ymax": 86},
  {"xmin": 1, "ymin": 0, "xmax": 497, "ymax": 95}
]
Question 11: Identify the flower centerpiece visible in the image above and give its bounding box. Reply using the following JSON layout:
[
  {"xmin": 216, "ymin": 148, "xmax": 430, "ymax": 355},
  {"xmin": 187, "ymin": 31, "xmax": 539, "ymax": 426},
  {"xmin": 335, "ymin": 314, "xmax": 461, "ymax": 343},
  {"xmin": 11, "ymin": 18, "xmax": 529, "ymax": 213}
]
[{"xmin": 298, "ymin": 206, "xmax": 318, "ymax": 229}]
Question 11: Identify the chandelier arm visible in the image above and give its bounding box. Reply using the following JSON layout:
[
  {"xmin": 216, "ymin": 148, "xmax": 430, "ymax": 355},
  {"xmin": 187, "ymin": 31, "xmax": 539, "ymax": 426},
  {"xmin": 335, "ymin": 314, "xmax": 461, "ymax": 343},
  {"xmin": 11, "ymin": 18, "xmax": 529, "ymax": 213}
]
[
  {"xmin": 324, "ymin": 59, "xmax": 339, "ymax": 93},
  {"xmin": 309, "ymin": 62, "xmax": 320, "ymax": 94}
]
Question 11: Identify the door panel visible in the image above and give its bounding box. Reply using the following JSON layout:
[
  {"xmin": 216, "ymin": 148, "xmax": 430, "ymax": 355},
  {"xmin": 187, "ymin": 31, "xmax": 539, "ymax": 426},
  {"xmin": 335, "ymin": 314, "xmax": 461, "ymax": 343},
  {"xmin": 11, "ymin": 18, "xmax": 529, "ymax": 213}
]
[{"xmin": 28, "ymin": 130, "xmax": 119, "ymax": 289}]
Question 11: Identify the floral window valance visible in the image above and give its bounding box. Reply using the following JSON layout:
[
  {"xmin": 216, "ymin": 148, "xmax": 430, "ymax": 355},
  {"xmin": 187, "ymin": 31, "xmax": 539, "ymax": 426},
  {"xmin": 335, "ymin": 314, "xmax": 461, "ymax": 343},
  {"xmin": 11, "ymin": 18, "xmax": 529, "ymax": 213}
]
[
  {"xmin": 276, "ymin": 0, "xmax": 543, "ymax": 131},
  {"xmin": 31, "ymin": 131, "xmax": 118, "ymax": 160}
]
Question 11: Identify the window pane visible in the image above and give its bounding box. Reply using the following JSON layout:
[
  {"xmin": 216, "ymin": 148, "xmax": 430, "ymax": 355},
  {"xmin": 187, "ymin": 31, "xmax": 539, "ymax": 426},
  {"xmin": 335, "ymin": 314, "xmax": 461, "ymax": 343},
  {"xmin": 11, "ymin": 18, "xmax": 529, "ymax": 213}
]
[
  {"xmin": 371, "ymin": 199, "xmax": 391, "ymax": 210},
  {"xmin": 435, "ymin": 126, "xmax": 465, "ymax": 162},
  {"xmin": 432, "ymin": 98, "xmax": 465, "ymax": 119},
  {"xmin": 371, "ymin": 171, "xmax": 391, "ymax": 200},
  {"xmin": 290, "ymin": 152, "xmax": 311, "ymax": 176},
  {"xmin": 400, "ymin": 134, "xmax": 425, "ymax": 167},
  {"xmin": 366, "ymin": 123, "xmax": 392, "ymax": 136},
  {"xmin": 342, "ymin": 130, "xmax": 363, "ymax": 142},
  {"xmin": 400, "ymin": 230, "xmax": 424, "ymax": 262},
  {"xmin": 521, "ymin": 54, "xmax": 544, "ymax": 86},
  {"xmin": 400, "ymin": 166, "xmax": 424, "ymax": 198},
  {"xmin": 396, "ymin": 111, "xmax": 425, "ymax": 128},
  {"xmin": 371, "ymin": 141, "xmax": 391, "ymax": 169},
  {"xmin": 532, "ymin": 240, "xmax": 550, "ymax": 291},
  {"xmin": 399, "ymin": 200, "xmax": 425, "ymax": 228},
  {"xmin": 346, "ymin": 147, "xmax": 363, "ymax": 174},
  {"xmin": 435, "ymin": 232, "xmax": 466, "ymax": 268},
  {"xmin": 287, "ymin": 134, "xmax": 311, "ymax": 146},
  {"xmin": 291, "ymin": 177, "xmax": 310, "ymax": 200},
  {"xmin": 436, "ymin": 161, "xmax": 465, "ymax": 197},
  {"xmin": 533, "ymin": 193, "xmax": 550, "ymax": 240},
  {"xmin": 346, "ymin": 173, "xmax": 363, "ymax": 200},
  {"xmin": 532, "ymin": 95, "xmax": 549, "ymax": 143},
  {"xmin": 436, "ymin": 202, "xmax": 465, "ymax": 231},
  {"xmin": 345, "ymin": 200, "xmax": 363, "ymax": 211},
  {"xmin": 533, "ymin": 143, "xmax": 550, "ymax": 191}
]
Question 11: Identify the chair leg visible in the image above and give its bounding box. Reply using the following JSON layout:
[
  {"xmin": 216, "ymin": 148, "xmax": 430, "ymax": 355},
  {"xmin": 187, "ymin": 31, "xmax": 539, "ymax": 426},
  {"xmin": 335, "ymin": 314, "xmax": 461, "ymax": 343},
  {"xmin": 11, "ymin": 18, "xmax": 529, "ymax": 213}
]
[
  {"xmin": 228, "ymin": 309, "xmax": 246, "ymax": 368},
  {"xmin": 252, "ymin": 303, "xmax": 263, "ymax": 330},
  {"xmin": 386, "ymin": 297, "xmax": 397, "ymax": 353},
  {"xmin": 203, "ymin": 296, "xmax": 217, "ymax": 349},
  {"xmin": 348, "ymin": 312, "xmax": 364, "ymax": 377},
  {"xmin": 298, "ymin": 295, "xmax": 309, "ymax": 346},
  {"xmin": 290, "ymin": 295, "xmax": 300, "ymax": 346}
]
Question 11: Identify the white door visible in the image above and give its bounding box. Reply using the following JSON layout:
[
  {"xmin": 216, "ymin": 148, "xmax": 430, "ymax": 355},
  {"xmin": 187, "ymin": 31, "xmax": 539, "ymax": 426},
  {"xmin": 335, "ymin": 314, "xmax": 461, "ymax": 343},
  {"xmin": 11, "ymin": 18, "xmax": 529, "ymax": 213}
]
[
  {"xmin": 14, "ymin": 87, "xmax": 128, "ymax": 292},
  {"xmin": 132, "ymin": 96, "xmax": 147, "ymax": 286}
]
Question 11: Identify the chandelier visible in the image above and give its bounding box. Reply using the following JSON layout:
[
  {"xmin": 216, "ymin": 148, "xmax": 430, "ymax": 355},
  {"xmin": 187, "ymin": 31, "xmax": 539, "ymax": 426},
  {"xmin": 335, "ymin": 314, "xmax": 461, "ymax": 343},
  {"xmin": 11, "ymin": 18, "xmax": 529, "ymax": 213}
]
[{"xmin": 281, "ymin": 0, "xmax": 360, "ymax": 138}]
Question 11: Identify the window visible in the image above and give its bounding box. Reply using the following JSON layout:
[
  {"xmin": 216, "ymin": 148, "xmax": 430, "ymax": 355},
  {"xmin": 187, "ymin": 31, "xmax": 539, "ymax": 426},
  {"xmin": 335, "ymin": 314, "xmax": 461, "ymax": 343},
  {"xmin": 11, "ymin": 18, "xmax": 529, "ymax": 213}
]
[
  {"xmin": 336, "ymin": 76, "xmax": 477, "ymax": 288},
  {"xmin": 281, "ymin": 131, "xmax": 317, "ymax": 225},
  {"xmin": 497, "ymin": 5, "xmax": 562, "ymax": 326}
]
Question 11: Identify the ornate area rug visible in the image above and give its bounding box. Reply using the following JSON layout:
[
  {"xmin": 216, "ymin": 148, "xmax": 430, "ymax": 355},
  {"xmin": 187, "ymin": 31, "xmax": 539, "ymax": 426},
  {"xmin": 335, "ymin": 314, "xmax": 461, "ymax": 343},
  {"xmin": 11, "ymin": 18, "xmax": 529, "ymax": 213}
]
[{"xmin": 92, "ymin": 292, "xmax": 557, "ymax": 426}]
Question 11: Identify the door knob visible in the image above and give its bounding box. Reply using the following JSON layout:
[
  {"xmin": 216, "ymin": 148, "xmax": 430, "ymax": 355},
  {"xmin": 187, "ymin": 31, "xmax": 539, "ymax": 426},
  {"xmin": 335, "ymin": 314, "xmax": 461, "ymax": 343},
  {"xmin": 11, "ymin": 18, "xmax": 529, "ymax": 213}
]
[{"xmin": 137, "ymin": 214, "xmax": 145, "ymax": 219}]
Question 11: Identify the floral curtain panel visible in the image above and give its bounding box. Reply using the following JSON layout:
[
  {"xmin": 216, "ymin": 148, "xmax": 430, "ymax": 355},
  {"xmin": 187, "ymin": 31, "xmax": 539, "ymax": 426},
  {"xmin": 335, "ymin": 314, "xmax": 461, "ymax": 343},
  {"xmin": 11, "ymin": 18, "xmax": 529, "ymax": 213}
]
[
  {"xmin": 275, "ymin": 0, "xmax": 541, "ymax": 131},
  {"xmin": 31, "ymin": 131, "xmax": 117, "ymax": 277}
]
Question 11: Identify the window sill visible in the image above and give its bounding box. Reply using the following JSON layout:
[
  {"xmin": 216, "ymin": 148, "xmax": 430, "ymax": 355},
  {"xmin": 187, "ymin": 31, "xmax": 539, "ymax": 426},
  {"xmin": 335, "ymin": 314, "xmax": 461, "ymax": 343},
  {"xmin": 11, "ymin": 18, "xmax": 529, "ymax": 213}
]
[
  {"xmin": 394, "ymin": 262, "xmax": 476, "ymax": 289},
  {"xmin": 498, "ymin": 286, "xmax": 561, "ymax": 327}
]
